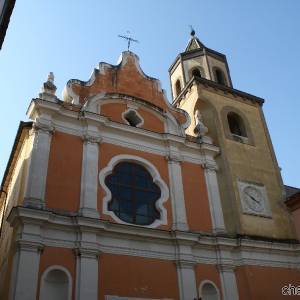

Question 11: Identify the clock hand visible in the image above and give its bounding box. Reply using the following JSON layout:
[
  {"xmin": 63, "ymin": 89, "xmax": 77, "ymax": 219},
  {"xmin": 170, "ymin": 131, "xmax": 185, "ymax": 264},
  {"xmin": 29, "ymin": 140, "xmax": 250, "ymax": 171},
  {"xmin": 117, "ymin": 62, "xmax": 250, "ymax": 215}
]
[{"xmin": 245, "ymin": 192, "xmax": 260, "ymax": 204}]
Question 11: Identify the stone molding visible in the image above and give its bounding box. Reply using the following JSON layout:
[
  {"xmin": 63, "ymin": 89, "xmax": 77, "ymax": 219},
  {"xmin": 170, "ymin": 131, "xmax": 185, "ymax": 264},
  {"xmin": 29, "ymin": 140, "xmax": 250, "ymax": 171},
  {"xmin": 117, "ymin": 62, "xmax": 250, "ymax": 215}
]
[
  {"xmin": 82, "ymin": 133, "xmax": 102, "ymax": 145},
  {"xmin": 32, "ymin": 121, "xmax": 54, "ymax": 136},
  {"xmin": 7, "ymin": 207, "xmax": 300, "ymax": 270},
  {"xmin": 99, "ymin": 154, "xmax": 169, "ymax": 228}
]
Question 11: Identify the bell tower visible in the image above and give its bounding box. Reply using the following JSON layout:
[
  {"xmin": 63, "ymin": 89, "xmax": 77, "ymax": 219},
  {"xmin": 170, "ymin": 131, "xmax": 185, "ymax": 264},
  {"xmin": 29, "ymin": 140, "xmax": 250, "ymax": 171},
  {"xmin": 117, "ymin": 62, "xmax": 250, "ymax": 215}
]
[
  {"xmin": 169, "ymin": 29, "xmax": 232, "ymax": 100},
  {"xmin": 170, "ymin": 30, "xmax": 296, "ymax": 240}
]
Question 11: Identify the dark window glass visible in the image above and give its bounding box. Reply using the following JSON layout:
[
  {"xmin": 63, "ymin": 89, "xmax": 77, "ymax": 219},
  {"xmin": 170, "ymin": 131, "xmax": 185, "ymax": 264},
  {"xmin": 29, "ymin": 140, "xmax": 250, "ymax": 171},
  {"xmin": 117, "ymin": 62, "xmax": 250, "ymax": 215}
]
[
  {"xmin": 227, "ymin": 112, "xmax": 247, "ymax": 137},
  {"xmin": 105, "ymin": 162, "xmax": 161, "ymax": 225}
]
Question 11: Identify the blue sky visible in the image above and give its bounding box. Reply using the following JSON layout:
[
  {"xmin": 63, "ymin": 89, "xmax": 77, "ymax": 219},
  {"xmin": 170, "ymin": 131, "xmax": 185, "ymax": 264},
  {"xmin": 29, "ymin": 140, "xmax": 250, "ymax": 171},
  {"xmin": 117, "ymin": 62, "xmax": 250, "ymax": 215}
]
[{"xmin": 0, "ymin": 0, "xmax": 299, "ymax": 188}]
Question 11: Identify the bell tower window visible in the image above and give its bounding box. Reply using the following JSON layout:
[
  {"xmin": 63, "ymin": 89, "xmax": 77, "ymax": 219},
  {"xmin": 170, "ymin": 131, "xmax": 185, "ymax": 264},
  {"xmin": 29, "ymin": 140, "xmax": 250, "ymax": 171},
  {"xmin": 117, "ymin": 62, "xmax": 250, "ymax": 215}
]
[
  {"xmin": 175, "ymin": 79, "xmax": 182, "ymax": 96},
  {"xmin": 192, "ymin": 68, "xmax": 201, "ymax": 78},
  {"xmin": 227, "ymin": 112, "xmax": 247, "ymax": 137},
  {"xmin": 214, "ymin": 68, "xmax": 226, "ymax": 85}
]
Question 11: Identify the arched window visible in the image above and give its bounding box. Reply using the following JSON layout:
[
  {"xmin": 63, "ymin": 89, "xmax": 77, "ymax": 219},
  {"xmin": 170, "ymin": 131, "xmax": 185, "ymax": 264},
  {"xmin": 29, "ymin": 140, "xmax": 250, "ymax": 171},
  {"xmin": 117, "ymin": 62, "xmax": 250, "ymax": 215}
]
[
  {"xmin": 192, "ymin": 68, "xmax": 201, "ymax": 78},
  {"xmin": 105, "ymin": 162, "xmax": 161, "ymax": 225},
  {"xmin": 214, "ymin": 68, "xmax": 226, "ymax": 85},
  {"xmin": 227, "ymin": 112, "xmax": 247, "ymax": 137},
  {"xmin": 199, "ymin": 281, "xmax": 220, "ymax": 300},
  {"xmin": 175, "ymin": 79, "xmax": 182, "ymax": 96},
  {"xmin": 40, "ymin": 267, "xmax": 72, "ymax": 300}
]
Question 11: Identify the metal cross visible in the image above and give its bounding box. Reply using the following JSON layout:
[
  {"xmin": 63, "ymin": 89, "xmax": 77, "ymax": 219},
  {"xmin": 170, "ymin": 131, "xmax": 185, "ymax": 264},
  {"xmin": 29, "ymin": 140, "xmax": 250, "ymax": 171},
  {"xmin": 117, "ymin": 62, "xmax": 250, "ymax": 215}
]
[
  {"xmin": 189, "ymin": 25, "xmax": 196, "ymax": 37},
  {"xmin": 118, "ymin": 31, "xmax": 139, "ymax": 51}
]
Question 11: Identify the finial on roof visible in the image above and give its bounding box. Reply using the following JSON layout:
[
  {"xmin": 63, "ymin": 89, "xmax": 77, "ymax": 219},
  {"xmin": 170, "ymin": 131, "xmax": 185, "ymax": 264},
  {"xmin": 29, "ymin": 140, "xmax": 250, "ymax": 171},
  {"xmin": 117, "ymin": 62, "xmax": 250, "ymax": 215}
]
[
  {"xmin": 48, "ymin": 72, "xmax": 54, "ymax": 83},
  {"xmin": 190, "ymin": 25, "xmax": 196, "ymax": 37},
  {"xmin": 39, "ymin": 72, "xmax": 58, "ymax": 102}
]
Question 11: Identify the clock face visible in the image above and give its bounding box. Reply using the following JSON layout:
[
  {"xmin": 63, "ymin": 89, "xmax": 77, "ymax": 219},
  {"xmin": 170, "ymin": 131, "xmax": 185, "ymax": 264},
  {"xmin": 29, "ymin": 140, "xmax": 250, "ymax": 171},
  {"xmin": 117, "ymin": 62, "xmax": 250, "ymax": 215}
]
[{"xmin": 243, "ymin": 186, "xmax": 264, "ymax": 212}]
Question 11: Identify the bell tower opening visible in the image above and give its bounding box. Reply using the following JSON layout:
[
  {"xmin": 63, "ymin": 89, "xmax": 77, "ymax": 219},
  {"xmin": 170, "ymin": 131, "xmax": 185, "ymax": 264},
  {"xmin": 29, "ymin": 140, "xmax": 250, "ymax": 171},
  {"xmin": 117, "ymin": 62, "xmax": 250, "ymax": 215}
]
[
  {"xmin": 191, "ymin": 68, "xmax": 201, "ymax": 78},
  {"xmin": 214, "ymin": 68, "xmax": 226, "ymax": 85},
  {"xmin": 227, "ymin": 112, "xmax": 247, "ymax": 137},
  {"xmin": 175, "ymin": 79, "xmax": 182, "ymax": 97}
]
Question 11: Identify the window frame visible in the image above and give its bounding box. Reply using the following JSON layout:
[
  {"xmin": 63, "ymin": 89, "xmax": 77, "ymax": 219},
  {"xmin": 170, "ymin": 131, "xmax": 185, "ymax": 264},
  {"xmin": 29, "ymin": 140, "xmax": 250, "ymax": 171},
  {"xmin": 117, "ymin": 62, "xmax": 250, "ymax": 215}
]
[
  {"xmin": 122, "ymin": 108, "xmax": 144, "ymax": 128},
  {"xmin": 99, "ymin": 155, "xmax": 169, "ymax": 228},
  {"xmin": 105, "ymin": 162, "xmax": 161, "ymax": 225}
]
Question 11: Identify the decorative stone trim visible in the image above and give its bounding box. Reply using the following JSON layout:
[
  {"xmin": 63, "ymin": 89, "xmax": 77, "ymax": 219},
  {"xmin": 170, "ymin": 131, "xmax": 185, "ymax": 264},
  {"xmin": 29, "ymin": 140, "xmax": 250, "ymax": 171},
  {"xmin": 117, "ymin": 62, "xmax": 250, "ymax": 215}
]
[
  {"xmin": 82, "ymin": 133, "xmax": 102, "ymax": 144},
  {"xmin": 99, "ymin": 154, "xmax": 169, "ymax": 228},
  {"xmin": 165, "ymin": 153, "xmax": 183, "ymax": 163},
  {"xmin": 201, "ymin": 160, "xmax": 218, "ymax": 171},
  {"xmin": 121, "ymin": 108, "xmax": 144, "ymax": 128},
  {"xmin": 8, "ymin": 207, "xmax": 300, "ymax": 270},
  {"xmin": 199, "ymin": 280, "xmax": 221, "ymax": 300},
  {"xmin": 32, "ymin": 122, "xmax": 54, "ymax": 135},
  {"xmin": 40, "ymin": 265, "xmax": 72, "ymax": 300},
  {"xmin": 73, "ymin": 248, "xmax": 99, "ymax": 259}
]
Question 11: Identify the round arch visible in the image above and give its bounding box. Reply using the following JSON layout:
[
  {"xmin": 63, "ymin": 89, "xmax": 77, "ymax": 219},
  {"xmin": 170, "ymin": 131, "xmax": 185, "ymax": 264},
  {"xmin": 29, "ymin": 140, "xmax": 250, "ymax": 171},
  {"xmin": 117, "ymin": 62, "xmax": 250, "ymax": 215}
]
[
  {"xmin": 39, "ymin": 265, "xmax": 72, "ymax": 300},
  {"xmin": 199, "ymin": 280, "xmax": 221, "ymax": 300},
  {"xmin": 212, "ymin": 67, "xmax": 227, "ymax": 86},
  {"xmin": 220, "ymin": 106, "xmax": 254, "ymax": 145}
]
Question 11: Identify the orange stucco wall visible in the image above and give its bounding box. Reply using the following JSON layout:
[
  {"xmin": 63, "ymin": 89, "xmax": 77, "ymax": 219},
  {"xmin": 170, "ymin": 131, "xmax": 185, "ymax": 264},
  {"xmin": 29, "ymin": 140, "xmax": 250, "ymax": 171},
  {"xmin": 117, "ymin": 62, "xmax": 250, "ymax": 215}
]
[
  {"xmin": 138, "ymin": 107, "xmax": 164, "ymax": 133},
  {"xmin": 37, "ymin": 247, "xmax": 76, "ymax": 300},
  {"xmin": 101, "ymin": 102, "xmax": 127, "ymax": 123},
  {"xmin": 181, "ymin": 162, "xmax": 212, "ymax": 232},
  {"xmin": 99, "ymin": 254, "xmax": 179, "ymax": 300},
  {"xmin": 100, "ymin": 102, "xmax": 165, "ymax": 133},
  {"xmin": 236, "ymin": 265, "xmax": 300, "ymax": 300},
  {"xmin": 195, "ymin": 264, "xmax": 222, "ymax": 298},
  {"xmin": 98, "ymin": 143, "xmax": 172, "ymax": 230},
  {"xmin": 71, "ymin": 54, "xmax": 187, "ymax": 126},
  {"xmin": 45, "ymin": 132, "xmax": 82, "ymax": 212}
]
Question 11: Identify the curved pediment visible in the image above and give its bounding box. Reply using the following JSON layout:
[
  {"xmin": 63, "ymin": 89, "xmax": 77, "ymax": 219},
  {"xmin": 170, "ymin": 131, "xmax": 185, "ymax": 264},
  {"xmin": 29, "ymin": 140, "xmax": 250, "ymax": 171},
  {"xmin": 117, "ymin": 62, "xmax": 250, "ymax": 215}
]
[{"xmin": 63, "ymin": 51, "xmax": 190, "ymax": 129}]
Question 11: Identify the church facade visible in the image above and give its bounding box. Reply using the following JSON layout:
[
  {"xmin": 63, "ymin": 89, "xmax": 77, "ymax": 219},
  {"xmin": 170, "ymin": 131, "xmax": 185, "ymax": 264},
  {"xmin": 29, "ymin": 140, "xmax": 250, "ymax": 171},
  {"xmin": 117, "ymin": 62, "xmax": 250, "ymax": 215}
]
[{"xmin": 0, "ymin": 33, "xmax": 299, "ymax": 300}]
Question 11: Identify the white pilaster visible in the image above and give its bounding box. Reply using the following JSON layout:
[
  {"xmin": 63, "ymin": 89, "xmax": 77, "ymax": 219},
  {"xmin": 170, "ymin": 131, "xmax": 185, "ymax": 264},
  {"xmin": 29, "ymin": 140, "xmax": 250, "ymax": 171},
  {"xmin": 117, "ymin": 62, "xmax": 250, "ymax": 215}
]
[
  {"xmin": 80, "ymin": 134, "xmax": 101, "ymax": 218},
  {"xmin": 219, "ymin": 265, "xmax": 239, "ymax": 300},
  {"xmin": 176, "ymin": 261, "xmax": 198, "ymax": 300},
  {"xmin": 75, "ymin": 249, "xmax": 99, "ymax": 300},
  {"xmin": 9, "ymin": 242, "xmax": 42, "ymax": 300},
  {"xmin": 167, "ymin": 150, "xmax": 188, "ymax": 231},
  {"xmin": 203, "ymin": 161, "xmax": 226, "ymax": 233},
  {"xmin": 24, "ymin": 123, "xmax": 53, "ymax": 208}
]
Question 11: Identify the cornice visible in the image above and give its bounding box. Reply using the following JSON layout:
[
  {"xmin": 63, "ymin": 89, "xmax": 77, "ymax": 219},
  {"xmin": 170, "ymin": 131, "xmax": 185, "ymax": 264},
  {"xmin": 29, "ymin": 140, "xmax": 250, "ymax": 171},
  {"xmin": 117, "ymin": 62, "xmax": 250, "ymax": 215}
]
[
  {"xmin": 26, "ymin": 98, "xmax": 219, "ymax": 166},
  {"xmin": 173, "ymin": 76, "xmax": 264, "ymax": 106},
  {"xmin": 7, "ymin": 206, "xmax": 300, "ymax": 269}
]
